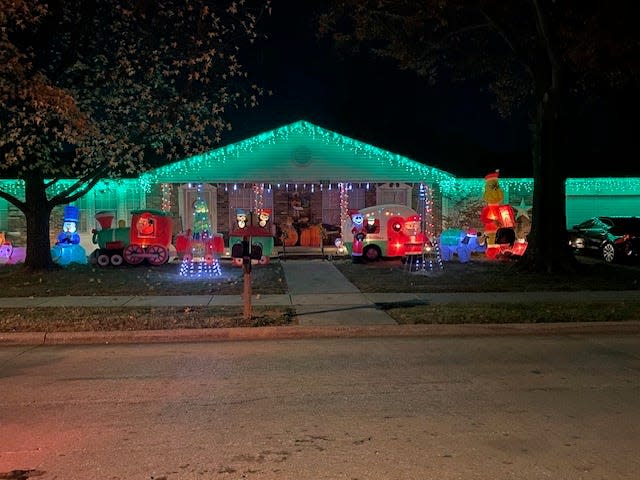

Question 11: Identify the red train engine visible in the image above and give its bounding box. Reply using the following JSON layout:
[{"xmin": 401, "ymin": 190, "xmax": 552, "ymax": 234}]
[{"xmin": 92, "ymin": 209, "xmax": 173, "ymax": 266}]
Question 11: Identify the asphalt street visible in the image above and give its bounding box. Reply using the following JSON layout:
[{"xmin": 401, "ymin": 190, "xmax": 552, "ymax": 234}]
[{"xmin": 1, "ymin": 334, "xmax": 639, "ymax": 479}]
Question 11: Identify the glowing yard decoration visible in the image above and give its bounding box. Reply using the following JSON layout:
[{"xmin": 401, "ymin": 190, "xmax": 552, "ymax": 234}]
[
  {"xmin": 161, "ymin": 183, "xmax": 173, "ymax": 212},
  {"xmin": 192, "ymin": 199, "xmax": 211, "ymax": 239},
  {"xmin": 179, "ymin": 190, "xmax": 223, "ymax": 278},
  {"xmin": 480, "ymin": 171, "xmax": 522, "ymax": 259},
  {"xmin": 339, "ymin": 182, "xmax": 350, "ymax": 239},
  {"xmin": 350, "ymin": 211, "xmax": 366, "ymax": 262},
  {"xmin": 405, "ymin": 183, "xmax": 443, "ymax": 274},
  {"xmin": 346, "ymin": 204, "xmax": 431, "ymax": 261},
  {"xmin": 51, "ymin": 205, "xmax": 87, "ymax": 266},
  {"xmin": 253, "ymin": 183, "xmax": 265, "ymax": 212},
  {"xmin": 179, "ymin": 255, "xmax": 222, "ymax": 277}
]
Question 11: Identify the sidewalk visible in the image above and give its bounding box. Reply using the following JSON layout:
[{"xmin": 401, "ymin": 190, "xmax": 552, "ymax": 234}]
[{"xmin": 1, "ymin": 259, "xmax": 639, "ymax": 345}]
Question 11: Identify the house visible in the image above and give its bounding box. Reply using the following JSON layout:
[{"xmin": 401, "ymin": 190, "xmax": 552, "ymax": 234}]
[{"xmin": 1, "ymin": 120, "xmax": 639, "ymax": 257}]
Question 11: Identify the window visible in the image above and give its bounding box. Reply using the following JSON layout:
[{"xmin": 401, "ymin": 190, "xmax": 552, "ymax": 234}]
[
  {"xmin": 322, "ymin": 186, "xmax": 365, "ymax": 227},
  {"xmin": 376, "ymin": 182, "xmax": 412, "ymax": 207},
  {"xmin": 0, "ymin": 199, "xmax": 8, "ymax": 232},
  {"xmin": 179, "ymin": 184, "xmax": 218, "ymax": 234},
  {"xmin": 78, "ymin": 182, "xmax": 143, "ymax": 233},
  {"xmin": 228, "ymin": 186, "xmax": 273, "ymax": 229}
]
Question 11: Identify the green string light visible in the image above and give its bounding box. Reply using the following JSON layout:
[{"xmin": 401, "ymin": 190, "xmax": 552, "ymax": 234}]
[{"xmin": 2, "ymin": 119, "xmax": 640, "ymax": 203}]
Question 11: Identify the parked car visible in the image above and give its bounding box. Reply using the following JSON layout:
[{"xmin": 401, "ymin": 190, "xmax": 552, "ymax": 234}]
[{"xmin": 568, "ymin": 216, "xmax": 640, "ymax": 263}]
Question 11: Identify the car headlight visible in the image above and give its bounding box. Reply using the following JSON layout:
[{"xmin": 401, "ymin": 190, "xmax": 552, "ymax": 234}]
[{"xmin": 570, "ymin": 237, "xmax": 585, "ymax": 248}]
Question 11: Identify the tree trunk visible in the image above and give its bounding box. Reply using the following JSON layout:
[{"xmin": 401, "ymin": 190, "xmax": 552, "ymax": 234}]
[
  {"xmin": 521, "ymin": 79, "xmax": 577, "ymax": 273},
  {"xmin": 23, "ymin": 173, "xmax": 56, "ymax": 270}
]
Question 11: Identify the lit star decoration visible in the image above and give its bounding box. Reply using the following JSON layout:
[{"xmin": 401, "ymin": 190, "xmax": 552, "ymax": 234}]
[{"xmin": 515, "ymin": 198, "xmax": 532, "ymax": 219}]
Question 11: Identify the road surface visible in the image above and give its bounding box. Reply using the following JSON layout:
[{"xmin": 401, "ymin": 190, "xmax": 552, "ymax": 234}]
[{"xmin": 1, "ymin": 335, "xmax": 639, "ymax": 479}]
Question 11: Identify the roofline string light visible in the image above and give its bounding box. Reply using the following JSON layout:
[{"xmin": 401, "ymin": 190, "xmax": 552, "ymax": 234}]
[{"xmin": 138, "ymin": 121, "xmax": 456, "ymax": 190}]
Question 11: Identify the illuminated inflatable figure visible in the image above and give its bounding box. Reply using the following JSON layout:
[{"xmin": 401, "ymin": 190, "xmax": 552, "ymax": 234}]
[
  {"xmin": 229, "ymin": 209, "xmax": 275, "ymax": 267},
  {"xmin": 351, "ymin": 211, "xmax": 366, "ymax": 262},
  {"xmin": 91, "ymin": 209, "xmax": 173, "ymax": 266},
  {"xmin": 439, "ymin": 228, "xmax": 487, "ymax": 263},
  {"xmin": 258, "ymin": 208, "xmax": 271, "ymax": 228},
  {"xmin": 0, "ymin": 232, "xmax": 16, "ymax": 264},
  {"xmin": 480, "ymin": 170, "xmax": 516, "ymax": 259},
  {"xmin": 52, "ymin": 205, "xmax": 87, "ymax": 265},
  {"xmin": 236, "ymin": 209, "xmax": 248, "ymax": 229},
  {"xmin": 57, "ymin": 205, "xmax": 81, "ymax": 245}
]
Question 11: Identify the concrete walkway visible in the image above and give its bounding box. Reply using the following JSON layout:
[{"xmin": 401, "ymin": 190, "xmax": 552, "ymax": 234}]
[
  {"xmin": 280, "ymin": 259, "xmax": 397, "ymax": 326},
  {"xmin": 2, "ymin": 288, "xmax": 639, "ymax": 309}
]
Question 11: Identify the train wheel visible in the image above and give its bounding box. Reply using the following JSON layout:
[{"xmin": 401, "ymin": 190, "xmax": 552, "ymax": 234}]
[
  {"xmin": 146, "ymin": 245, "xmax": 168, "ymax": 265},
  {"xmin": 123, "ymin": 244, "xmax": 145, "ymax": 265},
  {"xmin": 97, "ymin": 253, "xmax": 111, "ymax": 267},
  {"xmin": 110, "ymin": 254, "xmax": 124, "ymax": 266}
]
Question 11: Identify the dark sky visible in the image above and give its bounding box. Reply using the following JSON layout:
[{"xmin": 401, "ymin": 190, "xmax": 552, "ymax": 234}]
[{"xmin": 224, "ymin": 1, "xmax": 637, "ymax": 179}]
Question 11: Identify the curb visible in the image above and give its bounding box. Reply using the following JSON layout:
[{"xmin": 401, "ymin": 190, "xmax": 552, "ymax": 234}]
[{"xmin": 1, "ymin": 321, "xmax": 639, "ymax": 346}]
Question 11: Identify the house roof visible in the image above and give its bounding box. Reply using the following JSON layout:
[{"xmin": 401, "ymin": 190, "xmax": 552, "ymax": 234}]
[{"xmin": 140, "ymin": 120, "xmax": 455, "ymax": 187}]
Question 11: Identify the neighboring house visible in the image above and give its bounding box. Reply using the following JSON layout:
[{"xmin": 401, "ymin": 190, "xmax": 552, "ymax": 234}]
[{"xmin": 1, "ymin": 120, "xmax": 639, "ymax": 254}]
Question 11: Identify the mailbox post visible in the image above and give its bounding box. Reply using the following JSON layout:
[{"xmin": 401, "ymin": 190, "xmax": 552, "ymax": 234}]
[{"xmin": 242, "ymin": 235, "xmax": 252, "ymax": 319}]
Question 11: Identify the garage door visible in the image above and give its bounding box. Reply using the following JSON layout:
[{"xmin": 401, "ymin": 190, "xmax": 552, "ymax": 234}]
[{"xmin": 566, "ymin": 195, "xmax": 640, "ymax": 228}]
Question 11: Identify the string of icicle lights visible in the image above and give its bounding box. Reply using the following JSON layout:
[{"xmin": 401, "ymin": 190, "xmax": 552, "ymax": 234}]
[{"xmin": 138, "ymin": 120, "xmax": 456, "ymax": 190}]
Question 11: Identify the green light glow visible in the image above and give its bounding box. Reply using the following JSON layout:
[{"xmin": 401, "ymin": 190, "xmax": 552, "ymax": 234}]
[
  {"xmin": 2, "ymin": 115, "xmax": 639, "ymax": 210},
  {"xmin": 0, "ymin": 178, "xmax": 141, "ymax": 201},
  {"xmin": 440, "ymin": 177, "xmax": 640, "ymax": 200},
  {"xmin": 139, "ymin": 120, "xmax": 455, "ymax": 190},
  {"xmin": 2, "ymin": 174, "xmax": 639, "ymax": 204},
  {"xmin": 565, "ymin": 178, "xmax": 640, "ymax": 195}
]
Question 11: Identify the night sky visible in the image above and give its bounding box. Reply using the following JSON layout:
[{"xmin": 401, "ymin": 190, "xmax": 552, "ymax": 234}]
[{"xmin": 224, "ymin": 1, "xmax": 637, "ymax": 179}]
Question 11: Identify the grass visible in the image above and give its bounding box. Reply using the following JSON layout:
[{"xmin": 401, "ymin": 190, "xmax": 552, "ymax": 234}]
[
  {"xmin": 333, "ymin": 255, "xmax": 640, "ymax": 292},
  {"xmin": 0, "ymin": 259, "xmax": 287, "ymax": 297},
  {"xmin": 383, "ymin": 302, "xmax": 640, "ymax": 325},
  {"xmin": 0, "ymin": 254, "xmax": 639, "ymax": 332},
  {"xmin": 0, "ymin": 306, "xmax": 295, "ymax": 333}
]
